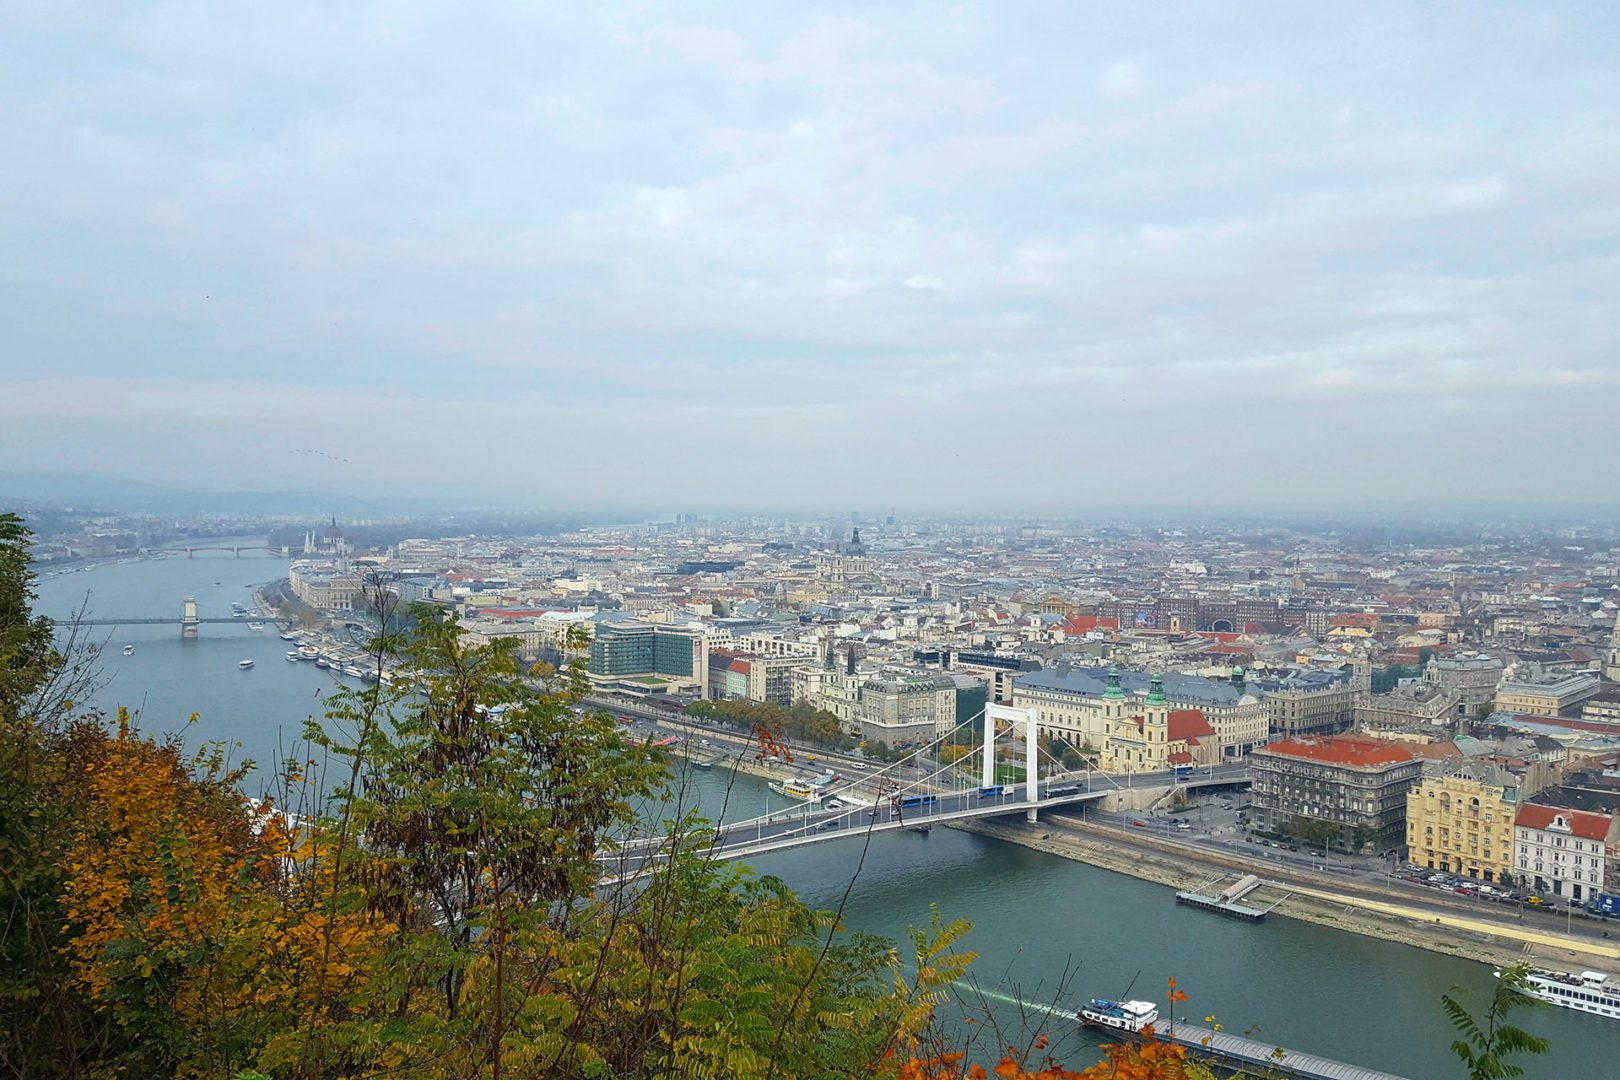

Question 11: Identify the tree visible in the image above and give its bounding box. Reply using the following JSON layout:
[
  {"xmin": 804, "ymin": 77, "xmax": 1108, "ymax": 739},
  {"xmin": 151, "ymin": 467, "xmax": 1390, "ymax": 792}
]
[
  {"xmin": 1441, "ymin": 963, "xmax": 1549, "ymax": 1079},
  {"xmin": 0, "ymin": 513, "xmax": 58, "ymax": 712}
]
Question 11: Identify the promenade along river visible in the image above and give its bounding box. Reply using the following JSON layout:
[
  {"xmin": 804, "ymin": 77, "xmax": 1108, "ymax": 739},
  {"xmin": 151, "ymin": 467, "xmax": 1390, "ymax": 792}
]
[{"xmin": 36, "ymin": 547, "xmax": 1619, "ymax": 1078}]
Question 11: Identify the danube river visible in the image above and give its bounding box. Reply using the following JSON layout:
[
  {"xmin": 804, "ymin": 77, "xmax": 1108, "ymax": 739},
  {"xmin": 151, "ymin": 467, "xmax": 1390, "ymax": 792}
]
[{"xmin": 35, "ymin": 548, "xmax": 1617, "ymax": 1077}]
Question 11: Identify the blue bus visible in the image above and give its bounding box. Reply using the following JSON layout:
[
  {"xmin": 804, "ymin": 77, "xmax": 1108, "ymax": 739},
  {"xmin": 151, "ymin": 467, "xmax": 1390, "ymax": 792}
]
[
  {"xmin": 898, "ymin": 794, "xmax": 938, "ymax": 808},
  {"xmin": 978, "ymin": 785, "xmax": 1009, "ymax": 798},
  {"xmin": 1170, "ymin": 764, "xmax": 1194, "ymax": 778}
]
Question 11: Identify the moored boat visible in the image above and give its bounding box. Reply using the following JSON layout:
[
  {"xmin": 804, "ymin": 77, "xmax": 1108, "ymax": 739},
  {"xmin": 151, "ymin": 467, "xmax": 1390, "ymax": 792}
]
[
  {"xmin": 286, "ymin": 650, "xmax": 300, "ymax": 662},
  {"xmin": 1078, "ymin": 998, "xmax": 1158, "ymax": 1033},
  {"xmin": 768, "ymin": 780, "xmax": 822, "ymax": 803},
  {"xmin": 1504, "ymin": 968, "xmax": 1620, "ymax": 1019},
  {"xmin": 280, "ymin": 631, "xmax": 299, "ymax": 641},
  {"xmin": 238, "ymin": 659, "xmax": 255, "ymax": 670},
  {"xmin": 247, "ymin": 622, "xmax": 266, "ymax": 632}
]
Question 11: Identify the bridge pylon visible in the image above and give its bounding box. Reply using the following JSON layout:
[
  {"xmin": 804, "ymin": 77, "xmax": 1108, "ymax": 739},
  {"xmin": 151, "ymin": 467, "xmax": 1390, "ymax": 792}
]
[
  {"xmin": 983, "ymin": 703, "xmax": 1040, "ymax": 821},
  {"xmin": 181, "ymin": 596, "xmax": 199, "ymax": 639}
]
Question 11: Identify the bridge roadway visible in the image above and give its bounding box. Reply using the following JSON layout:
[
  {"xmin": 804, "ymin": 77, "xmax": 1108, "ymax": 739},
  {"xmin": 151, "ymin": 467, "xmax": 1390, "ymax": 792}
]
[
  {"xmin": 76, "ymin": 617, "xmax": 288, "ymax": 626},
  {"xmin": 600, "ymin": 762, "xmax": 1252, "ymax": 879}
]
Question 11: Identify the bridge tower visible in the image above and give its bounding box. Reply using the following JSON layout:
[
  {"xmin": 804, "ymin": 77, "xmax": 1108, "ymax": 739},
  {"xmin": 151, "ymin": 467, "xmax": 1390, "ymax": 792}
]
[
  {"xmin": 983, "ymin": 703, "xmax": 1041, "ymax": 821},
  {"xmin": 181, "ymin": 596, "xmax": 199, "ymax": 639}
]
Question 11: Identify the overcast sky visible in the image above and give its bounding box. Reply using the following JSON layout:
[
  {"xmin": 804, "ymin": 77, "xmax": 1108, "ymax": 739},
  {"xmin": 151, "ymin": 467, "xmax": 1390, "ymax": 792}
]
[{"xmin": 2, "ymin": 3, "xmax": 1617, "ymax": 512}]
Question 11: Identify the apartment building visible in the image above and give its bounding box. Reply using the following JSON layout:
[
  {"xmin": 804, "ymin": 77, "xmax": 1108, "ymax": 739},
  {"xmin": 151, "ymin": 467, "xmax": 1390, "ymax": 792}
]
[
  {"xmin": 1249, "ymin": 735, "xmax": 1423, "ymax": 853},
  {"xmin": 1514, "ymin": 804, "xmax": 1619, "ymax": 903},
  {"xmin": 1405, "ymin": 761, "xmax": 1520, "ymax": 882}
]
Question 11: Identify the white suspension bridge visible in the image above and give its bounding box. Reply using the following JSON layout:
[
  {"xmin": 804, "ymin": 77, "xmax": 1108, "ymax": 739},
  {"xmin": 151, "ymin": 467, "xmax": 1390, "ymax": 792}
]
[{"xmin": 601, "ymin": 703, "xmax": 1250, "ymax": 880}]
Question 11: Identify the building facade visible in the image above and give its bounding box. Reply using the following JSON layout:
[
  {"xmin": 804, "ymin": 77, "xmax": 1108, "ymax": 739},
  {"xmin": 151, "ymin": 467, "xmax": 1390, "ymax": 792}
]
[
  {"xmin": 586, "ymin": 622, "xmax": 710, "ymax": 697},
  {"xmin": 1514, "ymin": 804, "xmax": 1619, "ymax": 903},
  {"xmin": 1405, "ymin": 761, "xmax": 1520, "ymax": 883},
  {"xmin": 1248, "ymin": 735, "xmax": 1423, "ymax": 853},
  {"xmin": 854, "ymin": 672, "xmax": 958, "ymax": 748},
  {"xmin": 1424, "ymin": 652, "xmax": 1505, "ymax": 714},
  {"xmin": 1253, "ymin": 668, "xmax": 1358, "ymax": 737},
  {"xmin": 288, "ymin": 561, "xmax": 362, "ymax": 612},
  {"xmin": 1012, "ymin": 666, "xmax": 1267, "ymax": 759},
  {"xmin": 1496, "ymin": 667, "xmax": 1601, "ymax": 717}
]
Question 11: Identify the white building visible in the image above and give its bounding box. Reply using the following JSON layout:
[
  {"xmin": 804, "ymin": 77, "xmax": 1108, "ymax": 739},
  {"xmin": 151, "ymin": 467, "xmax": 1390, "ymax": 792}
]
[{"xmin": 1514, "ymin": 804, "xmax": 1619, "ymax": 904}]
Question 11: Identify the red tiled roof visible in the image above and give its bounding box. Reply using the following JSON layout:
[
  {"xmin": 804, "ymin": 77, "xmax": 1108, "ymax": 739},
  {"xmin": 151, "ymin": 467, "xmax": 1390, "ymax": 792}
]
[
  {"xmin": 1259, "ymin": 735, "xmax": 1416, "ymax": 768},
  {"xmin": 1331, "ymin": 613, "xmax": 1379, "ymax": 628},
  {"xmin": 1515, "ymin": 803, "xmax": 1613, "ymax": 842},
  {"xmin": 488, "ymin": 607, "xmax": 560, "ymax": 620},
  {"xmin": 1167, "ymin": 751, "xmax": 1194, "ymax": 764},
  {"xmin": 1208, "ymin": 643, "xmax": 1252, "ymax": 656},
  {"xmin": 1168, "ymin": 709, "xmax": 1215, "ymax": 744},
  {"xmin": 727, "ymin": 658, "xmax": 752, "ymax": 675},
  {"xmin": 1196, "ymin": 631, "xmax": 1242, "ymax": 643},
  {"xmin": 1061, "ymin": 615, "xmax": 1119, "ymax": 635}
]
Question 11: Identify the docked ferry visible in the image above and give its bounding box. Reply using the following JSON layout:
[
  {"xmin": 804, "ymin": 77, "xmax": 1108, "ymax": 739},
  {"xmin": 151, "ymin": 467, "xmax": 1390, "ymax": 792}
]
[
  {"xmin": 1505, "ymin": 968, "xmax": 1620, "ymax": 1019},
  {"xmin": 768, "ymin": 780, "xmax": 823, "ymax": 804},
  {"xmin": 1078, "ymin": 998, "xmax": 1159, "ymax": 1033}
]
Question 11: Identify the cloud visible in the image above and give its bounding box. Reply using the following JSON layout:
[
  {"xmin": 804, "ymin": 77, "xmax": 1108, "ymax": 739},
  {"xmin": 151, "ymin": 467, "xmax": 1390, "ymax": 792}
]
[{"xmin": 0, "ymin": 3, "xmax": 1617, "ymax": 509}]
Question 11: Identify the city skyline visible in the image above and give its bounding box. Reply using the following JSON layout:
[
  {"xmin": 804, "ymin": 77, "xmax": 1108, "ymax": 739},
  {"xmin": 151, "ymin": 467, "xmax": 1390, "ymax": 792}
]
[{"xmin": 3, "ymin": 4, "xmax": 1618, "ymax": 507}]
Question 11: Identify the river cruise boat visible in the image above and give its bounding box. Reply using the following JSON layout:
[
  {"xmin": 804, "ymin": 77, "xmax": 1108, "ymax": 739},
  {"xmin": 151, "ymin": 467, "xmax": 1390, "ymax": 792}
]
[
  {"xmin": 342, "ymin": 664, "xmax": 367, "ymax": 679},
  {"xmin": 1505, "ymin": 968, "xmax": 1620, "ymax": 1019},
  {"xmin": 285, "ymin": 651, "xmax": 300, "ymax": 662},
  {"xmin": 297, "ymin": 645, "xmax": 319, "ymax": 660},
  {"xmin": 768, "ymin": 780, "xmax": 823, "ymax": 803},
  {"xmin": 238, "ymin": 659, "xmax": 255, "ymax": 670},
  {"xmin": 280, "ymin": 631, "xmax": 299, "ymax": 641},
  {"xmin": 1078, "ymin": 999, "xmax": 1159, "ymax": 1033}
]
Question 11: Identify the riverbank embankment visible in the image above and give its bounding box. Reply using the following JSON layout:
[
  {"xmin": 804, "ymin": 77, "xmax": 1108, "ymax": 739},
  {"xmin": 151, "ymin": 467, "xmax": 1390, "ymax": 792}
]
[{"xmin": 956, "ymin": 816, "xmax": 1620, "ymax": 974}]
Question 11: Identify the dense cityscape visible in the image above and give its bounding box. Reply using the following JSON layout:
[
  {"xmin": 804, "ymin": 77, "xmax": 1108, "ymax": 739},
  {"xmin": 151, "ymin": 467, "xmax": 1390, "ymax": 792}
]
[
  {"xmin": 32, "ymin": 509, "xmax": 1620, "ymax": 947},
  {"xmin": 7, "ymin": 3, "xmax": 1620, "ymax": 1077}
]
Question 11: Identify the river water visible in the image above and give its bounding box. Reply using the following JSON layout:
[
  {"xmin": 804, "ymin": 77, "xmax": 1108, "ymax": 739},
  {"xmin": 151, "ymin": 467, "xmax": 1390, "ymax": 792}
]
[{"xmin": 34, "ymin": 547, "xmax": 1618, "ymax": 1077}]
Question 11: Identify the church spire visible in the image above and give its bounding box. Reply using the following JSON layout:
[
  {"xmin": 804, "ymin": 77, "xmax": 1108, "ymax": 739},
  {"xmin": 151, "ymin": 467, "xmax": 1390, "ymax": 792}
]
[
  {"xmin": 1147, "ymin": 672, "xmax": 1166, "ymax": 706},
  {"xmin": 1103, "ymin": 665, "xmax": 1124, "ymax": 699}
]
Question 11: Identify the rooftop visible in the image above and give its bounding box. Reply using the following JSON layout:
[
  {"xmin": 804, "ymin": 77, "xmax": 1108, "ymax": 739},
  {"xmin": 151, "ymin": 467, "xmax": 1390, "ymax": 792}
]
[
  {"xmin": 1018, "ymin": 666, "xmax": 1251, "ymax": 707},
  {"xmin": 1256, "ymin": 735, "xmax": 1418, "ymax": 768},
  {"xmin": 1515, "ymin": 803, "xmax": 1613, "ymax": 841}
]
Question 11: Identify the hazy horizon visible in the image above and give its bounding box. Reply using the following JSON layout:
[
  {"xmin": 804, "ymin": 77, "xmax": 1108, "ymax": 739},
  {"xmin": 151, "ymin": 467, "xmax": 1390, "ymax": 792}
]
[{"xmin": 3, "ymin": 4, "xmax": 1617, "ymax": 508}]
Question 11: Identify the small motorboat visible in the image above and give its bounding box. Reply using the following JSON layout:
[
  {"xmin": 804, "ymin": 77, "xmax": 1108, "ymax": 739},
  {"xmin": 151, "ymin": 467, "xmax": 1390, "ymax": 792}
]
[
  {"xmin": 122, "ymin": 644, "xmax": 135, "ymax": 656},
  {"xmin": 238, "ymin": 659, "xmax": 255, "ymax": 670}
]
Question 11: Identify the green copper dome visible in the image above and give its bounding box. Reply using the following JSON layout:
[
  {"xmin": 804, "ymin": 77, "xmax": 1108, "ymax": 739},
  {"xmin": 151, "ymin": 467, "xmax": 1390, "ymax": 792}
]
[
  {"xmin": 1147, "ymin": 672, "xmax": 1166, "ymax": 706},
  {"xmin": 1103, "ymin": 664, "xmax": 1124, "ymax": 699}
]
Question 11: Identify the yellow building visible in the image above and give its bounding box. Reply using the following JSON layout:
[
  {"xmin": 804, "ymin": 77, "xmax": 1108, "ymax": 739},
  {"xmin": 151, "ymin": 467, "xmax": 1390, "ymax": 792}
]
[{"xmin": 1405, "ymin": 762, "xmax": 1520, "ymax": 882}]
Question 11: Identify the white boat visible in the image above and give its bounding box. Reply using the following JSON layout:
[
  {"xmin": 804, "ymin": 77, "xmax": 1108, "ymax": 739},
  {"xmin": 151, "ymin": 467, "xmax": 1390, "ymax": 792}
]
[
  {"xmin": 315, "ymin": 657, "xmax": 330, "ymax": 669},
  {"xmin": 238, "ymin": 659, "xmax": 255, "ymax": 670},
  {"xmin": 280, "ymin": 631, "xmax": 299, "ymax": 641},
  {"xmin": 1078, "ymin": 998, "xmax": 1159, "ymax": 1033},
  {"xmin": 1505, "ymin": 968, "xmax": 1620, "ymax": 1019},
  {"xmin": 247, "ymin": 622, "xmax": 266, "ymax": 632},
  {"xmin": 286, "ymin": 651, "xmax": 300, "ymax": 662},
  {"xmin": 122, "ymin": 644, "xmax": 134, "ymax": 656},
  {"xmin": 768, "ymin": 780, "xmax": 822, "ymax": 803},
  {"xmin": 298, "ymin": 645, "xmax": 319, "ymax": 660},
  {"xmin": 342, "ymin": 664, "xmax": 366, "ymax": 679}
]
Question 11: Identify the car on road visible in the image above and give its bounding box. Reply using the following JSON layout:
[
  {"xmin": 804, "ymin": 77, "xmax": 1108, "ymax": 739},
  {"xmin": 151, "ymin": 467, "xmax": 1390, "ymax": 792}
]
[
  {"xmin": 1131, "ymin": 820, "xmax": 1147, "ymax": 828},
  {"xmin": 1527, "ymin": 895, "xmax": 1544, "ymax": 904},
  {"xmin": 850, "ymin": 762, "xmax": 867, "ymax": 770},
  {"xmin": 1174, "ymin": 821, "xmax": 1191, "ymax": 830}
]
